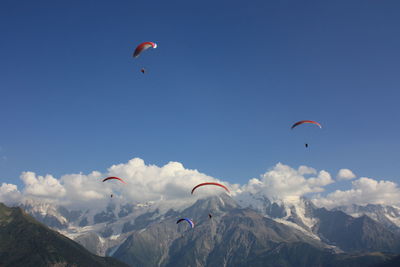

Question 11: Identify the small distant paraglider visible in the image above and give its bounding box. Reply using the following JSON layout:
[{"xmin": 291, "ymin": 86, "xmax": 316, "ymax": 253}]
[
  {"xmin": 291, "ymin": 120, "xmax": 322, "ymax": 130},
  {"xmin": 291, "ymin": 120, "xmax": 322, "ymax": 148},
  {"xmin": 102, "ymin": 177, "xmax": 127, "ymax": 184},
  {"xmin": 133, "ymin": 42, "xmax": 157, "ymax": 58},
  {"xmin": 176, "ymin": 218, "xmax": 195, "ymax": 229},
  {"xmin": 191, "ymin": 182, "xmax": 230, "ymax": 195},
  {"xmin": 102, "ymin": 177, "xmax": 126, "ymax": 198},
  {"xmin": 208, "ymin": 213, "xmax": 212, "ymax": 219},
  {"xmin": 133, "ymin": 41, "xmax": 157, "ymax": 73}
]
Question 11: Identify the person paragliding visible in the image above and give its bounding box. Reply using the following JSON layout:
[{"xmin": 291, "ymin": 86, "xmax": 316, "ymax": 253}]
[
  {"xmin": 133, "ymin": 42, "xmax": 157, "ymax": 73},
  {"xmin": 291, "ymin": 120, "xmax": 322, "ymax": 148},
  {"xmin": 208, "ymin": 213, "xmax": 212, "ymax": 219},
  {"xmin": 102, "ymin": 177, "xmax": 126, "ymax": 198}
]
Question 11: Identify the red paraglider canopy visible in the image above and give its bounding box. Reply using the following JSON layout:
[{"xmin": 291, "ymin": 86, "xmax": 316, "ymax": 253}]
[
  {"xmin": 133, "ymin": 42, "xmax": 157, "ymax": 58},
  {"xmin": 291, "ymin": 120, "xmax": 322, "ymax": 129},
  {"xmin": 102, "ymin": 177, "xmax": 127, "ymax": 184},
  {"xmin": 191, "ymin": 182, "xmax": 230, "ymax": 195}
]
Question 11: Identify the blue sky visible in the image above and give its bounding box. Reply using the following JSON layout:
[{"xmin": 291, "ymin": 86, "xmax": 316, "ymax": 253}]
[{"xmin": 1, "ymin": 0, "xmax": 400, "ymax": 189}]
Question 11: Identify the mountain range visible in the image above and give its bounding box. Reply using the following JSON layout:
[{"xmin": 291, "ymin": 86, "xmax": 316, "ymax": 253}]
[
  {"xmin": 0, "ymin": 203, "xmax": 128, "ymax": 267},
  {"xmin": 13, "ymin": 193, "xmax": 400, "ymax": 266}
]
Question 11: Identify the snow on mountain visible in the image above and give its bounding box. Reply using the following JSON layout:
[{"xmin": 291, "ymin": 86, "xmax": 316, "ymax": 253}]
[
  {"xmin": 234, "ymin": 191, "xmax": 318, "ymax": 233},
  {"xmin": 19, "ymin": 199, "xmax": 71, "ymax": 228},
  {"xmin": 20, "ymin": 192, "xmax": 325, "ymax": 255},
  {"xmin": 334, "ymin": 204, "xmax": 400, "ymax": 233},
  {"xmin": 17, "ymin": 193, "xmax": 400, "ymax": 258},
  {"xmin": 19, "ymin": 197, "xmax": 198, "ymax": 256}
]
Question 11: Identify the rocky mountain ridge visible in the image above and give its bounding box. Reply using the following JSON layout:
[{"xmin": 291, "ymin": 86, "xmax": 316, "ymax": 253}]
[{"xmin": 16, "ymin": 194, "xmax": 400, "ymax": 266}]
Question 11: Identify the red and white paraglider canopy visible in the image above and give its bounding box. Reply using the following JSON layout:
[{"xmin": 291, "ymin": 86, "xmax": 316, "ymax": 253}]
[{"xmin": 133, "ymin": 42, "xmax": 157, "ymax": 58}]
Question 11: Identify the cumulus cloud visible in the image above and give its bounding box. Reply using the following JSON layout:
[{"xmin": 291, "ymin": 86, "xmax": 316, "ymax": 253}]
[
  {"xmin": 0, "ymin": 158, "xmax": 226, "ymax": 209},
  {"xmin": 337, "ymin": 169, "xmax": 356, "ymax": 180},
  {"xmin": 21, "ymin": 172, "xmax": 66, "ymax": 198},
  {"xmin": 106, "ymin": 158, "xmax": 224, "ymax": 202},
  {"xmin": 0, "ymin": 157, "xmax": 398, "ymax": 210},
  {"xmin": 240, "ymin": 163, "xmax": 334, "ymax": 203},
  {"xmin": 313, "ymin": 177, "xmax": 400, "ymax": 208},
  {"xmin": 0, "ymin": 183, "xmax": 21, "ymax": 205}
]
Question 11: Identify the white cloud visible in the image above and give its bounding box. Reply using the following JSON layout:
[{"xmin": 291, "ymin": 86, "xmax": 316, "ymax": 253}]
[
  {"xmin": 0, "ymin": 183, "xmax": 21, "ymax": 205},
  {"xmin": 240, "ymin": 163, "xmax": 334, "ymax": 203},
  {"xmin": 337, "ymin": 169, "xmax": 356, "ymax": 180},
  {"xmin": 0, "ymin": 158, "xmax": 227, "ymax": 210},
  {"xmin": 106, "ymin": 158, "xmax": 223, "ymax": 202},
  {"xmin": 21, "ymin": 172, "xmax": 66, "ymax": 199},
  {"xmin": 313, "ymin": 177, "xmax": 400, "ymax": 208},
  {"xmin": 298, "ymin": 165, "xmax": 317, "ymax": 175},
  {"xmin": 0, "ymin": 157, "xmax": 398, "ymax": 210}
]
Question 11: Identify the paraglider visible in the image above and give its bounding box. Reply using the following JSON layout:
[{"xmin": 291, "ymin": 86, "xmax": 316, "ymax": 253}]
[
  {"xmin": 133, "ymin": 42, "xmax": 157, "ymax": 73},
  {"xmin": 103, "ymin": 177, "xmax": 126, "ymax": 198},
  {"xmin": 102, "ymin": 177, "xmax": 127, "ymax": 184},
  {"xmin": 176, "ymin": 218, "xmax": 194, "ymax": 229},
  {"xmin": 133, "ymin": 42, "xmax": 157, "ymax": 58},
  {"xmin": 291, "ymin": 120, "xmax": 321, "ymax": 148},
  {"xmin": 208, "ymin": 213, "xmax": 212, "ymax": 219},
  {"xmin": 291, "ymin": 120, "xmax": 322, "ymax": 130},
  {"xmin": 191, "ymin": 182, "xmax": 230, "ymax": 195}
]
